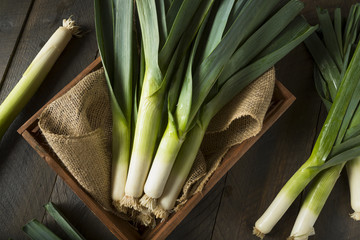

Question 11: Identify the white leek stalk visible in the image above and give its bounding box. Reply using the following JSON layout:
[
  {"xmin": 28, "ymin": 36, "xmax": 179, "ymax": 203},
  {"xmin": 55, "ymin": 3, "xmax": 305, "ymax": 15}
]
[
  {"xmin": 288, "ymin": 164, "xmax": 343, "ymax": 240},
  {"xmin": 347, "ymin": 157, "xmax": 360, "ymax": 220},
  {"xmin": 0, "ymin": 17, "xmax": 79, "ymax": 140},
  {"xmin": 155, "ymin": 123, "xmax": 206, "ymax": 218},
  {"xmin": 122, "ymin": 0, "xmax": 163, "ymax": 209}
]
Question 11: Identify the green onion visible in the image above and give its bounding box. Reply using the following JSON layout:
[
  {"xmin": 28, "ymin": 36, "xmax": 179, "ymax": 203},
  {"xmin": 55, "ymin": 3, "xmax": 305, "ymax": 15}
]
[{"xmin": 0, "ymin": 17, "xmax": 79, "ymax": 141}]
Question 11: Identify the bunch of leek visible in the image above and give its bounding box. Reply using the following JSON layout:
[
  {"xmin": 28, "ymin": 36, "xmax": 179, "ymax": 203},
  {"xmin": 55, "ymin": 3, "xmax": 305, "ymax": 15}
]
[
  {"xmin": 254, "ymin": 4, "xmax": 360, "ymax": 239},
  {"xmin": 94, "ymin": 0, "xmax": 317, "ymax": 219},
  {"xmin": 289, "ymin": 5, "xmax": 360, "ymax": 239}
]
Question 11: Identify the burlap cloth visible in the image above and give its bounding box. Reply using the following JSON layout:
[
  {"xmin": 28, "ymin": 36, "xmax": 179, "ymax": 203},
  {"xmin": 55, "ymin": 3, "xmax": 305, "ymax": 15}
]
[{"xmin": 38, "ymin": 67, "xmax": 275, "ymax": 223}]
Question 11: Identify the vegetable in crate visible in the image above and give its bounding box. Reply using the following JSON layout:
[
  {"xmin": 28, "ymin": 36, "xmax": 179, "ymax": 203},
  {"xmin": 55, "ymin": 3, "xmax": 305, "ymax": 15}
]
[
  {"xmin": 94, "ymin": 0, "xmax": 135, "ymax": 213},
  {"xmin": 95, "ymin": 0, "xmax": 317, "ymax": 217},
  {"xmin": 153, "ymin": 1, "xmax": 318, "ymax": 217},
  {"xmin": 254, "ymin": 4, "xmax": 360, "ymax": 239},
  {"xmin": 0, "ymin": 17, "xmax": 80, "ymax": 141}
]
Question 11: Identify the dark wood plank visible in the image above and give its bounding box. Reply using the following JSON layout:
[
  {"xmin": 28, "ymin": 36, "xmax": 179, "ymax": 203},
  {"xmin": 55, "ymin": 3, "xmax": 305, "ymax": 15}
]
[
  {"xmin": 0, "ymin": 0, "xmax": 34, "ymax": 88},
  {"xmin": 42, "ymin": 176, "xmax": 117, "ymax": 240},
  {"xmin": 0, "ymin": 0, "xmax": 99, "ymax": 238},
  {"xmin": 167, "ymin": 178, "xmax": 226, "ymax": 240},
  {"xmin": 213, "ymin": 1, "xmax": 360, "ymax": 239}
]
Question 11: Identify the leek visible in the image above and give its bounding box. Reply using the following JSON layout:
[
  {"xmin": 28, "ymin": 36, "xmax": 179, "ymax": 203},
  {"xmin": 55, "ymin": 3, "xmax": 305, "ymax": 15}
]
[
  {"xmin": 289, "ymin": 6, "xmax": 360, "ymax": 239},
  {"xmin": 347, "ymin": 157, "xmax": 360, "ymax": 220},
  {"xmin": 23, "ymin": 202, "xmax": 85, "ymax": 240},
  {"xmin": 44, "ymin": 202, "xmax": 85, "ymax": 240},
  {"xmin": 255, "ymin": 5, "xmax": 360, "ymax": 238},
  {"xmin": 0, "ymin": 17, "xmax": 80, "ymax": 141},
  {"xmin": 94, "ymin": 0, "xmax": 134, "ymax": 213},
  {"xmin": 23, "ymin": 219, "xmax": 61, "ymax": 240},
  {"xmin": 155, "ymin": 12, "xmax": 317, "ymax": 218}
]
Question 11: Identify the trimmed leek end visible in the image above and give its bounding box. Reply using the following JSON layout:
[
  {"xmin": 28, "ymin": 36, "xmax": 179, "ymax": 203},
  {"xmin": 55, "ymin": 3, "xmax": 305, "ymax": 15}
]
[
  {"xmin": 252, "ymin": 227, "xmax": 265, "ymax": 239},
  {"xmin": 121, "ymin": 195, "xmax": 141, "ymax": 211},
  {"xmin": 153, "ymin": 205, "xmax": 169, "ymax": 219},
  {"xmin": 112, "ymin": 200, "xmax": 128, "ymax": 214},
  {"xmin": 135, "ymin": 210, "xmax": 156, "ymax": 228},
  {"xmin": 289, "ymin": 206, "xmax": 317, "ymax": 240},
  {"xmin": 62, "ymin": 17, "xmax": 81, "ymax": 37},
  {"xmin": 287, "ymin": 227, "xmax": 314, "ymax": 240},
  {"xmin": 139, "ymin": 194, "xmax": 157, "ymax": 211},
  {"xmin": 255, "ymin": 191, "xmax": 293, "ymax": 236},
  {"xmin": 350, "ymin": 212, "xmax": 360, "ymax": 221}
]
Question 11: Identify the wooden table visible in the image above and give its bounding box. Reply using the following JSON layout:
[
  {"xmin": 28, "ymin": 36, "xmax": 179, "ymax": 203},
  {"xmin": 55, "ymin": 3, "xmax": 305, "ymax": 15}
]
[{"xmin": 1, "ymin": 0, "xmax": 359, "ymax": 239}]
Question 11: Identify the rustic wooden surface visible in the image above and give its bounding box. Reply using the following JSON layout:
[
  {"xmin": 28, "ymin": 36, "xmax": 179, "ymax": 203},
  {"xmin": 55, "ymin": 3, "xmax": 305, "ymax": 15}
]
[{"xmin": 1, "ymin": 0, "xmax": 359, "ymax": 239}]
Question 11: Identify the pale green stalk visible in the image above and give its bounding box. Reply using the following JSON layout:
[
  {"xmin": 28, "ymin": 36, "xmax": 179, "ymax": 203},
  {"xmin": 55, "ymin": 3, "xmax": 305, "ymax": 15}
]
[
  {"xmin": 155, "ymin": 122, "xmax": 206, "ymax": 217},
  {"xmin": 289, "ymin": 164, "xmax": 344, "ymax": 240},
  {"xmin": 0, "ymin": 18, "xmax": 78, "ymax": 141},
  {"xmin": 94, "ymin": 0, "xmax": 134, "ymax": 213}
]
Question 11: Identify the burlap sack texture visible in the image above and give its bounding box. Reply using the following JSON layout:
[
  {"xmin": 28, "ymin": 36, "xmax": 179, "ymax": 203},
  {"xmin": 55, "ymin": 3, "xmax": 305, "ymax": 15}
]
[{"xmin": 38, "ymin": 67, "xmax": 275, "ymax": 224}]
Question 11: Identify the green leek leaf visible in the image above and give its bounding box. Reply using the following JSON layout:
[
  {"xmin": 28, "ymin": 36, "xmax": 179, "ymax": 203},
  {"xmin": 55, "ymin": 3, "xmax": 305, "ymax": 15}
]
[
  {"xmin": 23, "ymin": 219, "xmax": 61, "ymax": 240},
  {"xmin": 44, "ymin": 202, "xmax": 85, "ymax": 240}
]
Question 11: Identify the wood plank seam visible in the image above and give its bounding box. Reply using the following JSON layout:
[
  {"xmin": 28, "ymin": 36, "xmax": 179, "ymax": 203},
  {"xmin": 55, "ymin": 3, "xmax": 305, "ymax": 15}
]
[
  {"xmin": 0, "ymin": 0, "xmax": 36, "ymax": 91},
  {"xmin": 40, "ymin": 174, "xmax": 59, "ymax": 223},
  {"xmin": 209, "ymin": 173, "xmax": 229, "ymax": 240}
]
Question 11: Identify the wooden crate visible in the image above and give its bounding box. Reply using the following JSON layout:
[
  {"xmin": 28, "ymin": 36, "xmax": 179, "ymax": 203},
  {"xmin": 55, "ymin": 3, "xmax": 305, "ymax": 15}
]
[{"xmin": 18, "ymin": 57, "xmax": 295, "ymax": 240}]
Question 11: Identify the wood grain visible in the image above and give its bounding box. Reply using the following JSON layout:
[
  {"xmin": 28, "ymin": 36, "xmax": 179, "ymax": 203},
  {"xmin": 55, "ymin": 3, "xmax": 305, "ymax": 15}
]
[
  {"xmin": 43, "ymin": 176, "xmax": 117, "ymax": 240},
  {"xmin": 0, "ymin": 0, "xmax": 99, "ymax": 238},
  {"xmin": 167, "ymin": 178, "xmax": 226, "ymax": 240},
  {"xmin": 0, "ymin": 0, "xmax": 34, "ymax": 88},
  {"xmin": 3, "ymin": 0, "xmax": 360, "ymax": 240}
]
